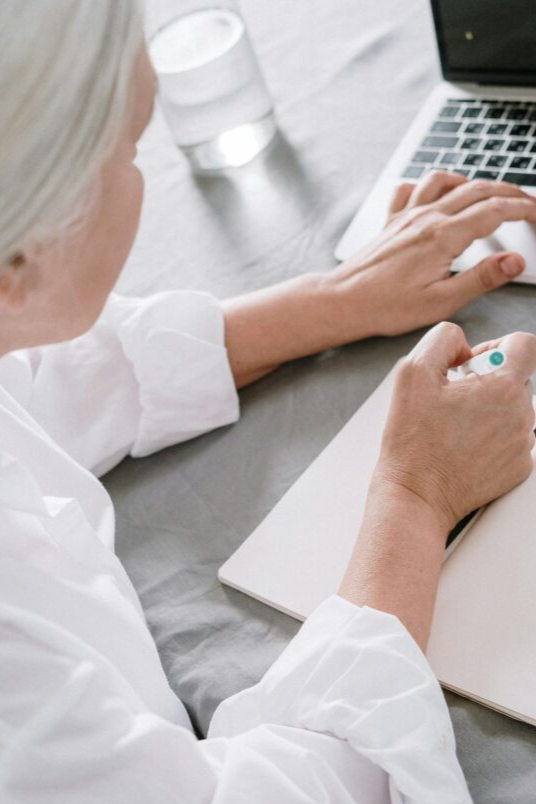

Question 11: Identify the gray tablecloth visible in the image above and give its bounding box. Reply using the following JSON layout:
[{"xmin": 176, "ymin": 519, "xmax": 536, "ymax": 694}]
[{"xmin": 104, "ymin": 0, "xmax": 536, "ymax": 800}]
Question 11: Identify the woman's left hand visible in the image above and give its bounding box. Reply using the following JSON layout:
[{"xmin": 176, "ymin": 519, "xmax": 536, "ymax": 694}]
[{"xmin": 325, "ymin": 172, "xmax": 536, "ymax": 340}]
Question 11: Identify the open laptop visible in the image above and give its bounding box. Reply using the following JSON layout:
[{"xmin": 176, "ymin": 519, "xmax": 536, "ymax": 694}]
[{"xmin": 335, "ymin": 0, "xmax": 536, "ymax": 285}]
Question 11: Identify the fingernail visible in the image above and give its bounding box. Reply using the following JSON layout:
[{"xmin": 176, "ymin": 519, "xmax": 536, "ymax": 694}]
[{"xmin": 500, "ymin": 255, "xmax": 524, "ymax": 277}]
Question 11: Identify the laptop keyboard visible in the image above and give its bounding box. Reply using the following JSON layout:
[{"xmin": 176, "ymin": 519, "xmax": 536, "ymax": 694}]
[{"xmin": 403, "ymin": 99, "xmax": 536, "ymax": 187}]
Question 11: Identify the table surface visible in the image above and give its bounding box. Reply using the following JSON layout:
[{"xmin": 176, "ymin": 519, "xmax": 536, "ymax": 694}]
[{"xmin": 103, "ymin": 1, "xmax": 536, "ymax": 800}]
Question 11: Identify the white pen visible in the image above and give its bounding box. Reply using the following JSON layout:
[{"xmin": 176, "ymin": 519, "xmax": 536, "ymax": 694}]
[{"xmin": 458, "ymin": 349, "xmax": 507, "ymax": 377}]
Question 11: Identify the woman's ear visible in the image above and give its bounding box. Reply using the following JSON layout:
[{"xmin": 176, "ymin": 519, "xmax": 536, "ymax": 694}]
[{"xmin": 0, "ymin": 252, "xmax": 31, "ymax": 309}]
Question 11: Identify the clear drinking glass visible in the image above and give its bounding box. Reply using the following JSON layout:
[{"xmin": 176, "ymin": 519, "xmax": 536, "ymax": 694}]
[{"xmin": 149, "ymin": 1, "xmax": 277, "ymax": 171}]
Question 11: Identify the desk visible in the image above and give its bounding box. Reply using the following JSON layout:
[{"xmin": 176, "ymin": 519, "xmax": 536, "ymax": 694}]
[{"xmin": 104, "ymin": 0, "xmax": 536, "ymax": 800}]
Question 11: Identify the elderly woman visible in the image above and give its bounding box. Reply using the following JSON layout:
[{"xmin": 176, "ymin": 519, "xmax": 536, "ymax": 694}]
[{"xmin": 1, "ymin": 2, "xmax": 535, "ymax": 803}]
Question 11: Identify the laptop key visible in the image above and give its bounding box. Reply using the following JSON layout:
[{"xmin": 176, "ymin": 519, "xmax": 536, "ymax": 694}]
[
  {"xmin": 485, "ymin": 108, "xmax": 504, "ymax": 119},
  {"xmin": 486, "ymin": 154, "xmax": 507, "ymax": 168},
  {"xmin": 464, "ymin": 153, "xmax": 484, "ymax": 167},
  {"xmin": 486, "ymin": 123, "xmax": 507, "ymax": 135},
  {"xmin": 507, "ymin": 109, "xmax": 528, "ymax": 121},
  {"xmin": 510, "ymin": 156, "xmax": 532, "ymax": 170},
  {"xmin": 412, "ymin": 150, "xmax": 439, "ymax": 164},
  {"xmin": 453, "ymin": 169, "xmax": 471, "ymax": 177},
  {"xmin": 439, "ymin": 105, "xmax": 460, "ymax": 118},
  {"xmin": 464, "ymin": 122, "xmax": 485, "ymax": 134},
  {"xmin": 440, "ymin": 152, "xmax": 460, "ymax": 165},
  {"xmin": 422, "ymin": 136, "xmax": 458, "ymax": 148},
  {"xmin": 511, "ymin": 124, "xmax": 531, "ymax": 137},
  {"xmin": 483, "ymin": 139, "xmax": 505, "ymax": 151},
  {"xmin": 462, "ymin": 107, "xmax": 481, "ymax": 118},
  {"xmin": 403, "ymin": 165, "xmax": 425, "ymax": 179},
  {"xmin": 474, "ymin": 170, "xmax": 500, "ymax": 180},
  {"xmin": 503, "ymin": 172, "xmax": 536, "ymax": 187},
  {"xmin": 432, "ymin": 121, "xmax": 461, "ymax": 133},
  {"xmin": 507, "ymin": 140, "xmax": 529, "ymax": 152},
  {"xmin": 460, "ymin": 138, "xmax": 481, "ymax": 150}
]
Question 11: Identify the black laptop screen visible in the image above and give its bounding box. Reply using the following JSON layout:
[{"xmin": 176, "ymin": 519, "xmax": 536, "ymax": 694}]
[{"xmin": 431, "ymin": 0, "xmax": 536, "ymax": 85}]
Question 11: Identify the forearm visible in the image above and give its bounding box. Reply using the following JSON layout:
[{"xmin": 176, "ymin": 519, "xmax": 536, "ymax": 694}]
[
  {"xmin": 222, "ymin": 272, "xmax": 370, "ymax": 388},
  {"xmin": 339, "ymin": 475, "xmax": 449, "ymax": 650}
]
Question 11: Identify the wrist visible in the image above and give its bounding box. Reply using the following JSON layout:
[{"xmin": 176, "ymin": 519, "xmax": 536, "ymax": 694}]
[
  {"xmin": 222, "ymin": 267, "xmax": 381, "ymax": 389},
  {"xmin": 317, "ymin": 267, "xmax": 380, "ymax": 344},
  {"xmin": 339, "ymin": 465, "xmax": 449, "ymax": 648},
  {"xmin": 222, "ymin": 271, "xmax": 359, "ymax": 387},
  {"xmin": 281, "ymin": 270, "xmax": 371, "ymax": 352},
  {"xmin": 368, "ymin": 468, "xmax": 452, "ymax": 542}
]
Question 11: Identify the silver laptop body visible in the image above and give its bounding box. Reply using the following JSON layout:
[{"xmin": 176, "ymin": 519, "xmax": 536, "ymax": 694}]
[{"xmin": 336, "ymin": 0, "xmax": 536, "ymax": 285}]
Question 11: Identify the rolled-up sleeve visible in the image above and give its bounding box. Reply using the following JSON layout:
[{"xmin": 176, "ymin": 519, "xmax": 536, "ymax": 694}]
[
  {"xmin": 209, "ymin": 596, "xmax": 471, "ymax": 803},
  {"xmin": 0, "ymin": 292, "xmax": 239, "ymax": 475},
  {"xmin": 1, "ymin": 597, "xmax": 471, "ymax": 804}
]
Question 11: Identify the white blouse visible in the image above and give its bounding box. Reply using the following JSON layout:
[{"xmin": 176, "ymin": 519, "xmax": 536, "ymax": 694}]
[{"xmin": 0, "ymin": 291, "xmax": 472, "ymax": 803}]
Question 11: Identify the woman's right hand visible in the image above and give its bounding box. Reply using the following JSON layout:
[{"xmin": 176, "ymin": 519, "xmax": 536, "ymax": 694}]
[
  {"xmin": 340, "ymin": 321, "xmax": 535, "ymax": 648},
  {"xmin": 375, "ymin": 322, "xmax": 536, "ymax": 533}
]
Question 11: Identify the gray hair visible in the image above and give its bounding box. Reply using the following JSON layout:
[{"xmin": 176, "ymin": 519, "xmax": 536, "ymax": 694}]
[{"xmin": 0, "ymin": 0, "xmax": 144, "ymax": 264}]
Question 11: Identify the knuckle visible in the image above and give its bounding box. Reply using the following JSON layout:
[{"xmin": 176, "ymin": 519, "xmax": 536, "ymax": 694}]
[
  {"xmin": 424, "ymin": 176, "xmax": 443, "ymax": 195},
  {"xmin": 516, "ymin": 331, "xmax": 536, "ymax": 351},
  {"xmin": 428, "ymin": 171, "xmax": 451, "ymax": 190},
  {"xmin": 422, "ymin": 215, "xmax": 449, "ymax": 248},
  {"xmin": 398, "ymin": 355, "xmax": 418, "ymax": 379},
  {"xmin": 486, "ymin": 196, "xmax": 507, "ymax": 217},
  {"xmin": 476, "ymin": 260, "xmax": 499, "ymax": 292},
  {"xmin": 398, "ymin": 354, "xmax": 428, "ymax": 385},
  {"xmin": 392, "ymin": 182, "xmax": 413, "ymax": 203},
  {"xmin": 505, "ymin": 331, "xmax": 536, "ymax": 365},
  {"xmin": 470, "ymin": 179, "xmax": 492, "ymax": 198},
  {"xmin": 436, "ymin": 320, "xmax": 462, "ymax": 339}
]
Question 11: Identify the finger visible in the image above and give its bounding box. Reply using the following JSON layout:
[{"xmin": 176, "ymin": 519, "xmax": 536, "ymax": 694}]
[
  {"xmin": 436, "ymin": 251, "xmax": 525, "ymax": 312},
  {"xmin": 492, "ymin": 332, "xmax": 536, "ymax": 380},
  {"xmin": 468, "ymin": 332, "xmax": 526, "ymax": 358},
  {"xmin": 407, "ymin": 321, "xmax": 472, "ymax": 378},
  {"xmin": 407, "ymin": 170, "xmax": 467, "ymax": 208},
  {"xmin": 469, "ymin": 337, "xmax": 508, "ymax": 357},
  {"xmin": 441, "ymin": 197, "xmax": 536, "ymax": 256},
  {"xmin": 435, "ymin": 179, "xmax": 533, "ymax": 216},
  {"xmin": 388, "ymin": 182, "xmax": 416, "ymax": 216},
  {"xmin": 467, "ymin": 332, "xmax": 536, "ymax": 381},
  {"xmin": 468, "ymin": 338, "xmax": 536, "ymax": 378}
]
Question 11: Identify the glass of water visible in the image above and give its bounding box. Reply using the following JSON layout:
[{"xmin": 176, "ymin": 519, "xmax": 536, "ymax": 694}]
[{"xmin": 149, "ymin": 1, "xmax": 277, "ymax": 172}]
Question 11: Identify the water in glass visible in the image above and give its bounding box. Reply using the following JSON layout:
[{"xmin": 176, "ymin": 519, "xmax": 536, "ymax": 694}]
[{"xmin": 150, "ymin": 8, "xmax": 276, "ymax": 170}]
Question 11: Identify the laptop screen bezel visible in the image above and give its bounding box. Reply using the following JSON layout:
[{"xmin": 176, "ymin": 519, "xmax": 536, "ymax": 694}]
[{"xmin": 430, "ymin": 0, "xmax": 536, "ymax": 86}]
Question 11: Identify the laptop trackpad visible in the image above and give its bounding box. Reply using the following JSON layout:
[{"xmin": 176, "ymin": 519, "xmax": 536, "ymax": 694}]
[{"xmin": 454, "ymin": 220, "xmax": 536, "ymax": 283}]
